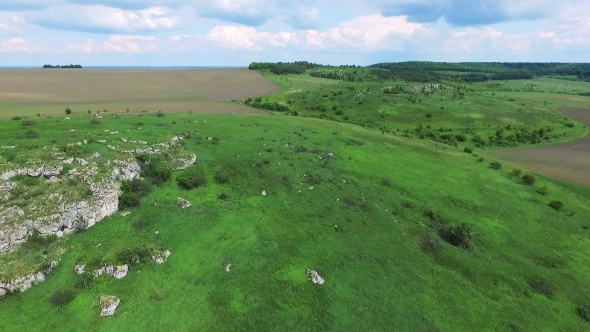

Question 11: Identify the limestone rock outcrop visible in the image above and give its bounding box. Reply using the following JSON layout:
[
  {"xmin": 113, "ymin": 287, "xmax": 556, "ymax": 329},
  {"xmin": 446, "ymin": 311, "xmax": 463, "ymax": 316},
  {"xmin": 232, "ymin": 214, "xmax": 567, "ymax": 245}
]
[
  {"xmin": 100, "ymin": 295, "xmax": 120, "ymax": 316},
  {"xmin": 306, "ymin": 269, "xmax": 325, "ymax": 285},
  {"xmin": 152, "ymin": 250, "xmax": 171, "ymax": 264}
]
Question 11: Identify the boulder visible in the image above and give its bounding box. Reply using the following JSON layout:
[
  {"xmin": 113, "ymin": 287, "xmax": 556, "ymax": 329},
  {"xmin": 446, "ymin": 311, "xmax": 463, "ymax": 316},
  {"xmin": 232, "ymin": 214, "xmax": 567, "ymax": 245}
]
[
  {"xmin": 152, "ymin": 250, "xmax": 171, "ymax": 264},
  {"xmin": 305, "ymin": 269, "xmax": 325, "ymax": 285},
  {"xmin": 109, "ymin": 265, "xmax": 128, "ymax": 279},
  {"xmin": 177, "ymin": 197, "xmax": 191, "ymax": 209},
  {"xmin": 100, "ymin": 295, "xmax": 120, "ymax": 316},
  {"xmin": 75, "ymin": 265, "xmax": 85, "ymax": 275}
]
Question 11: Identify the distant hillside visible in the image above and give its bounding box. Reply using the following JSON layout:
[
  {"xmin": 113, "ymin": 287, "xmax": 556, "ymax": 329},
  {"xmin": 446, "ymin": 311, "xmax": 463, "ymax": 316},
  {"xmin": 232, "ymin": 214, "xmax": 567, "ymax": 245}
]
[{"xmin": 42, "ymin": 64, "xmax": 82, "ymax": 69}]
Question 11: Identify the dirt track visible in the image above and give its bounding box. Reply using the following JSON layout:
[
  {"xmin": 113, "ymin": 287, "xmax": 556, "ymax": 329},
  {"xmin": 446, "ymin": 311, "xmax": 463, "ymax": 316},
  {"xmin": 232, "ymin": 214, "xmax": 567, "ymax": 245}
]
[
  {"xmin": 485, "ymin": 106, "xmax": 590, "ymax": 188},
  {"xmin": 0, "ymin": 68, "xmax": 282, "ymax": 117}
]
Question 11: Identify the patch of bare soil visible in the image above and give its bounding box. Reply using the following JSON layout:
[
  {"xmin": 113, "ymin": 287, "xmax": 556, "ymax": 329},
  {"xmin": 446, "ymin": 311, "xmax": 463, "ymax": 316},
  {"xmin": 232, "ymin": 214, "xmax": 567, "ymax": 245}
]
[{"xmin": 486, "ymin": 106, "xmax": 590, "ymax": 188}]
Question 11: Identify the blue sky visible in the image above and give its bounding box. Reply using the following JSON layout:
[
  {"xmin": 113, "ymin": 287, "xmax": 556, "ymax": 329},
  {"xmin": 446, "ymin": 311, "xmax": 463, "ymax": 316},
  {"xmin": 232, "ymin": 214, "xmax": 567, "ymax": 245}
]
[{"xmin": 0, "ymin": 0, "xmax": 588, "ymax": 66}]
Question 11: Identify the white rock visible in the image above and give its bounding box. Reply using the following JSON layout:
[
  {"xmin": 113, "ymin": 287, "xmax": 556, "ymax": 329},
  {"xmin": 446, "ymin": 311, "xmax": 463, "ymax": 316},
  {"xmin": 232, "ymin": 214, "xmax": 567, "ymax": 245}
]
[
  {"xmin": 108, "ymin": 265, "xmax": 128, "ymax": 279},
  {"xmin": 306, "ymin": 269, "xmax": 325, "ymax": 285},
  {"xmin": 262, "ymin": 191, "xmax": 267, "ymax": 196},
  {"xmin": 94, "ymin": 267, "xmax": 105, "ymax": 277},
  {"xmin": 100, "ymin": 295, "xmax": 120, "ymax": 316},
  {"xmin": 177, "ymin": 197, "xmax": 191, "ymax": 208},
  {"xmin": 152, "ymin": 250, "xmax": 171, "ymax": 264},
  {"xmin": 65, "ymin": 117, "xmax": 70, "ymax": 120},
  {"xmin": 120, "ymin": 211, "xmax": 130, "ymax": 217},
  {"xmin": 75, "ymin": 265, "xmax": 85, "ymax": 275},
  {"xmin": 225, "ymin": 263, "xmax": 231, "ymax": 272}
]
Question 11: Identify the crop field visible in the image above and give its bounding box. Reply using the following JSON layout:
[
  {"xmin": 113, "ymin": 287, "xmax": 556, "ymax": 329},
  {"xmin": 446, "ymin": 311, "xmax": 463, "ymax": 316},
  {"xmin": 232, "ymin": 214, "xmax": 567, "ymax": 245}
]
[
  {"xmin": 485, "ymin": 106, "xmax": 590, "ymax": 188},
  {"xmin": 1, "ymin": 64, "xmax": 590, "ymax": 331},
  {"xmin": 0, "ymin": 69, "xmax": 281, "ymax": 119}
]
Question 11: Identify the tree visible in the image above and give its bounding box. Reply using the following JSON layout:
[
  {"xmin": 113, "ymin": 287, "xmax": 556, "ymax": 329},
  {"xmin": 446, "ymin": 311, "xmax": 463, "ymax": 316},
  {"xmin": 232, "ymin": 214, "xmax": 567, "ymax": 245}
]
[{"xmin": 65, "ymin": 108, "xmax": 72, "ymax": 115}]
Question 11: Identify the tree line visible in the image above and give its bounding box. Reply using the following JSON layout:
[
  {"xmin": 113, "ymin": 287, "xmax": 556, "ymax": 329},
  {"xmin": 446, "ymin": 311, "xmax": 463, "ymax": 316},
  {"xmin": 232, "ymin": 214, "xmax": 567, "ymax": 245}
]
[{"xmin": 43, "ymin": 64, "xmax": 83, "ymax": 68}]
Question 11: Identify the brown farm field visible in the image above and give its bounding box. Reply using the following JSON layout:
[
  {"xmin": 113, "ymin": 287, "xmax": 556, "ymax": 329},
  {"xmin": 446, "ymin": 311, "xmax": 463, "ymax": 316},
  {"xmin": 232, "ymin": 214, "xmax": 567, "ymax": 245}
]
[
  {"xmin": 0, "ymin": 68, "xmax": 281, "ymax": 118},
  {"xmin": 485, "ymin": 106, "xmax": 590, "ymax": 188}
]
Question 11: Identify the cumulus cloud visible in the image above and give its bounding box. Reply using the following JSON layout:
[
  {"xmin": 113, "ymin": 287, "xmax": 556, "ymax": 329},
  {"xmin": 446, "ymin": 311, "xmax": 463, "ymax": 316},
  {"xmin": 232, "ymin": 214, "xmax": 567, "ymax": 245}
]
[
  {"xmin": 442, "ymin": 27, "xmax": 532, "ymax": 52},
  {"xmin": 380, "ymin": 0, "xmax": 551, "ymax": 26},
  {"xmin": 202, "ymin": 14, "xmax": 430, "ymax": 51},
  {"xmin": 0, "ymin": 37, "xmax": 40, "ymax": 53},
  {"xmin": 65, "ymin": 34, "xmax": 158, "ymax": 53},
  {"xmin": 0, "ymin": 12, "xmax": 26, "ymax": 34},
  {"xmin": 65, "ymin": 0, "xmax": 186, "ymax": 10},
  {"xmin": 284, "ymin": 7, "xmax": 321, "ymax": 30},
  {"xmin": 33, "ymin": 5, "xmax": 180, "ymax": 33}
]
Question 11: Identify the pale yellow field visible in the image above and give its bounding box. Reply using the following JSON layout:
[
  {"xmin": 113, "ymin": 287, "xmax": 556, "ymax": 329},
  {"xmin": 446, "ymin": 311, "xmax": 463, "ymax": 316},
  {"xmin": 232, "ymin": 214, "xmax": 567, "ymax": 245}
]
[{"xmin": 0, "ymin": 68, "xmax": 282, "ymax": 118}]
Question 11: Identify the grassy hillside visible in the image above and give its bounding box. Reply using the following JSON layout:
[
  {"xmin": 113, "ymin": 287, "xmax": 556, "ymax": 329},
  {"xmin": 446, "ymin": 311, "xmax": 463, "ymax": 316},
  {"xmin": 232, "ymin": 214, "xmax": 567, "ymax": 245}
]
[
  {"xmin": 242, "ymin": 72, "xmax": 588, "ymax": 150},
  {"xmin": 1, "ymin": 112, "xmax": 590, "ymax": 331}
]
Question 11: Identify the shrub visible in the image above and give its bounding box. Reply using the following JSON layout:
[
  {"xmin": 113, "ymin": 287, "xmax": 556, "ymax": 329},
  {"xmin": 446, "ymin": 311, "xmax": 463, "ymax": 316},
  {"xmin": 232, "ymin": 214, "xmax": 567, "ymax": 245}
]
[
  {"xmin": 511, "ymin": 169, "xmax": 522, "ymax": 176},
  {"xmin": 529, "ymin": 278, "xmax": 556, "ymax": 299},
  {"xmin": 23, "ymin": 130, "xmax": 39, "ymax": 139},
  {"xmin": 136, "ymin": 122, "xmax": 144, "ymax": 127},
  {"xmin": 119, "ymin": 179, "xmax": 152, "ymax": 209},
  {"xmin": 477, "ymin": 157, "xmax": 484, "ymax": 162},
  {"xmin": 521, "ymin": 174, "xmax": 536, "ymax": 185},
  {"xmin": 74, "ymin": 273, "xmax": 94, "ymax": 289},
  {"xmin": 343, "ymin": 197, "xmax": 357, "ymax": 206},
  {"xmin": 49, "ymin": 289, "xmax": 76, "ymax": 308},
  {"xmin": 489, "ymin": 161, "xmax": 502, "ymax": 170},
  {"xmin": 156, "ymin": 110, "xmax": 165, "ymax": 117},
  {"xmin": 65, "ymin": 108, "xmax": 72, "ymax": 115},
  {"xmin": 133, "ymin": 218, "xmax": 149, "ymax": 230},
  {"xmin": 382, "ymin": 177, "xmax": 392, "ymax": 186},
  {"xmin": 548, "ymin": 200, "xmax": 564, "ymax": 211},
  {"xmin": 417, "ymin": 234, "xmax": 442, "ymax": 254},
  {"xmin": 218, "ymin": 192, "xmax": 229, "ymax": 200},
  {"xmin": 438, "ymin": 223, "xmax": 473, "ymax": 249},
  {"xmin": 463, "ymin": 147, "xmax": 473, "ymax": 154},
  {"xmin": 24, "ymin": 230, "xmax": 58, "ymax": 249},
  {"xmin": 116, "ymin": 247, "xmax": 151, "ymax": 265},
  {"xmin": 136, "ymin": 154, "xmax": 171, "ymax": 185},
  {"xmin": 177, "ymin": 167, "xmax": 207, "ymax": 190},
  {"xmin": 536, "ymin": 185, "xmax": 549, "ymax": 196},
  {"xmin": 90, "ymin": 118, "xmax": 101, "ymax": 124},
  {"xmin": 214, "ymin": 168, "xmax": 230, "ymax": 184},
  {"xmin": 11, "ymin": 116, "xmax": 22, "ymax": 121},
  {"xmin": 576, "ymin": 304, "xmax": 590, "ymax": 322},
  {"xmin": 21, "ymin": 120, "xmax": 36, "ymax": 127}
]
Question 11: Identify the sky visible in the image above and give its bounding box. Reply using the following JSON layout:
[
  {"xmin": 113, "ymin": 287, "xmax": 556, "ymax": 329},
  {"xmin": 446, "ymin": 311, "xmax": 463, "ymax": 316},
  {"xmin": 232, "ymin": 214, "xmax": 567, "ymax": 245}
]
[{"xmin": 0, "ymin": 0, "xmax": 589, "ymax": 66}]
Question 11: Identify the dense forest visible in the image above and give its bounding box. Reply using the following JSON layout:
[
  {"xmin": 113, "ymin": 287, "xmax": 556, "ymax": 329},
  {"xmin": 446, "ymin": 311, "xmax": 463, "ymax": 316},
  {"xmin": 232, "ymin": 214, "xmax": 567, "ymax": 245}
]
[
  {"xmin": 250, "ymin": 61, "xmax": 590, "ymax": 83},
  {"xmin": 42, "ymin": 64, "xmax": 83, "ymax": 68}
]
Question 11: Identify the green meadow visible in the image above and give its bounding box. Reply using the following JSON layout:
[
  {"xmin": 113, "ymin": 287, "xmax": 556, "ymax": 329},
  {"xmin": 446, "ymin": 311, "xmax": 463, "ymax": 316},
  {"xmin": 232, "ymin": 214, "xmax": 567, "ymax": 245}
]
[{"xmin": 1, "ymin": 64, "xmax": 590, "ymax": 331}]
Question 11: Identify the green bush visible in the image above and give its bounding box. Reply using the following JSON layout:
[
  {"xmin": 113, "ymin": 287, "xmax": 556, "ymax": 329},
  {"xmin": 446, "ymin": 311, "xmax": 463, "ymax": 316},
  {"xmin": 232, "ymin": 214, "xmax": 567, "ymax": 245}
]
[
  {"xmin": 529, "ymin": 278, "xmax": 556, "ymax": 299},
  {"xmin": 477, "ymin": 157, "xmax": 484, "ymax": 162},
  {"xmin": 116, "ymin": 247, "xmax": 152, "ymax": 265},
  {"xmin": 11, "ymin": 116, "xmax": 22, "ymax": 121},
  {"xmin": 214, "ymin": 168, "xmax": 230, "ymax": 184},
  {"xmin": 489, "ymin": 161, "xmax": 502, "ymax": 170},
  {"xmin": 65, "ymin": 108, "xmax": 72, "ymax": 115},
  {"xmin": 576, "ymin": 304, "xmax": 590, "ymax": 322},
  {"xmin": 438, "ymin": 223, "xmax": 473, "ymax": 249},
  {"xmin": 156, "ymin": 111, "xmax": 165, "ymax": 117},
  {"xmin": 136, "ymin": 154, "xmax": 171, "ymax": 185},
  {"xmin": 21, "ymin": 120, "xmax": 36, "ymax": 127},
  {"xmin": 49, "ymin": 289, "xmax": 76, "ymax": 308},
  {"xmin": 90, "ymin": 118, "xmax": 101, "ymax": 124},
  {"xmin": 382, "ymin": 177, "xmax": 392, "ymax": 186},
  {"xmin": 463, "ymin": 147, "xmax": 473, "ymax": 154},
  {"xmin": 549, "ymin": 200, "xmax": 564, "ymax": 211},
  {"xmin": 119, "ymin": 179, "xmax": 152, "ymax": 209},
  {"xmin": 177, "ymin": 167, "xmax": 207, "ymax": 190},
  {"xmin": 511, "ymin": 169, "xmax": 522, "ymax": 176},
  {"xmin": 23, "ymin": 130, "xmax": 39, "ymax": 139},
  {"xmin": 417, "ymin": 234, "xmax": 442, "ymax": 254},
  {"xmin": 521, "ymin": 174, "xmax": 536, "ymax": 185},
  {"xmin": 536, "ymin": 185, "xmax": 549, "ymax": 196}
]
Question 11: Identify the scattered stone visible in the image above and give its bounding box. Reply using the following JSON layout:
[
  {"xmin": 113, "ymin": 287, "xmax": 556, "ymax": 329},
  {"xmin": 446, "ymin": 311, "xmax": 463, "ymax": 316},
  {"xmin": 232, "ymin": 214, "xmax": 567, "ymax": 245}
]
[
  {"xmin": 177, "ymin": 197, "xmax": 191, "ymax": 208},
  {"xmin": 48, "ymin": 193, "xmax": 61, "ymax": 201},
  {"xmin": 100, "ymin": 295, "xmax": 120, "ymax": 316},
  {"xmin": 0, "ymin": 288, "xmax": 6, "ymax": 297},
  {"xmin": 306, "ymin": 269, "xmax": 325, "ymax": 285},
  {"xmin": 327, "ymin": 152, "xmax": 334, "ymax": 158},
  {"xmin": 152, "ymin": 250, "xmax": 171, "ymax": 264},
  {"xmin": 225, "ymin": 263, "xmax": 231, "ymax": 272},
  {"xmin": 262, "ymin": 191, "xmax": 267, "ymax": 196},
  {"xmin": 64, "ymin": 117, "xmax": 70, "ymax": 120},
  {"xmin": 94, "ymin": 267, "xmax": 105, "ymax": 277},
  {"xmin": 75, "ymin": 265, "xmax": 85, "ymax": 275},
  {"xmin": 109, "ymin": 265, "xmax": 128, "ymax": 279},
  {"xmin": 120, "ymin": 211, "xmax": 131, "ymax": 217},
  {"xmin": 98, "ymin": 140, "xmax": 107, "ymax": 143}
]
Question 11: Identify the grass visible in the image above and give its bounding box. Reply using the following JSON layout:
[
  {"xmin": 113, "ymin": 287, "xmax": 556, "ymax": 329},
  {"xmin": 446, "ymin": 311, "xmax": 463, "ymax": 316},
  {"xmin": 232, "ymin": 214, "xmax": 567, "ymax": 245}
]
[
  {"xmin": 1, "ymin": 67, "xmax": 590, "ymax": 331},
  {"xmin": 0, "ymin": 111, "xmax": 589, "ymax": 331},
  {"xmin": 247, "ymin": 72, "xmax": 588, "ymax": 150}
]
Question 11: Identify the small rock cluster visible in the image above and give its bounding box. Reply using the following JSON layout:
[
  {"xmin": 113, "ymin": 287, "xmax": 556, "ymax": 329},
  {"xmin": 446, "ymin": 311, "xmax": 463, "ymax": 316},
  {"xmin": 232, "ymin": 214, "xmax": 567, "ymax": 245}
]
[
  {"xmin": 306, "ymin": 269, "xmax": 325, "ymax": 285},
  {"xmin": 100, "ymin": 295, "xmax": 120, "ymax": 316},
  {"xmin": 177, "ymin": 197, "xmax": 191, "ymax": 208},
  {"xmin": 151, "ymin": 250, "xmax": 171, "ymax": 264}
]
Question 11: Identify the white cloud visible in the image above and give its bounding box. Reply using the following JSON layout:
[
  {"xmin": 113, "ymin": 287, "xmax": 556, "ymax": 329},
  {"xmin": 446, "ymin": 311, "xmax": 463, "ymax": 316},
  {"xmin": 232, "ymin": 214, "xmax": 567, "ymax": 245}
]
[
  {"xmin": 0, "ymin": 37, "xmax": 40, "ymax": 53},
  {"xmin": 203, "ymin": 14, "xmax": 430, "ymax": 51},
  {"xmin": 443, "ymin": 27, "xmax": 531, "ymax": 52},
  {"xmin": 65, "ymin": 35, "xmax": 158, "ymax": 53},
  {"xmin": 0, "ymin": 12, "xmax": 26, "ymax": 34},
  {"xmin": 34, "ymin": 5, "xmax": 180, "ymax": 33}
]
